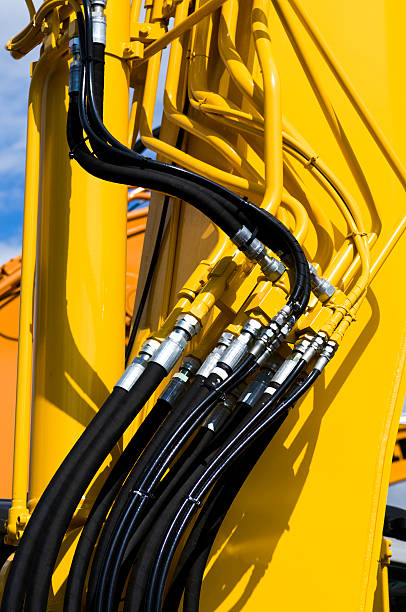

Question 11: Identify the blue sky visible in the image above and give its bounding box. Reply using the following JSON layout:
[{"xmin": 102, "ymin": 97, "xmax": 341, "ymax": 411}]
[{"xmin": 0, "ymin": 3, "xmax": 39, "ymax": 263}]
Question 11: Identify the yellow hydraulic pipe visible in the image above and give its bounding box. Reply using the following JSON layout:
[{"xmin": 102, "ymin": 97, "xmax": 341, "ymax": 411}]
[
  {"xmin": 28, "ymin": 0, "xmax": 130, "ymax": 518},
  {"xmin": 7, "ymin": 37, "xmax": 68, "ymax": 544},
  {"xmin": 219, "ymin": 0, "xmax": 264, "ymax": 116},
  {"xmin": 142, "ymin": 0, "xmax": 229, "ymax": 61},
  {"xmin": 252, "ymin": 0, "xmax": 283, "ymax": 215}
]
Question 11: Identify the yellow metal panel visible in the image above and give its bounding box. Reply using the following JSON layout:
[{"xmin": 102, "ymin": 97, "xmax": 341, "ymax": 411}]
[
  {"xmin": 23, "ymin": 1, "xmax": 130, "ymax": 603},
  {"xmin": 132, "ymin": 1, "xmax": 406, "ymax": 610}
]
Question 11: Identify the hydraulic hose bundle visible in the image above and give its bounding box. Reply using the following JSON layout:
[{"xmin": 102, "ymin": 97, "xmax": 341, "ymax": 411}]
[{"xmin": 1, "ymin": 2, "xmax": 348, "ymax": 611}]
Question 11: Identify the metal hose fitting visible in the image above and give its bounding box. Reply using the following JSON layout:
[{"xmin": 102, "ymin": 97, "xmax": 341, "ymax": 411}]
[
  {"xmin": 116, "ymin": 338, "xmax": 161, "ymax": 391},
  {"xmin": 151, "ymin": 314, "xmax": 201, "ymax": 374}
]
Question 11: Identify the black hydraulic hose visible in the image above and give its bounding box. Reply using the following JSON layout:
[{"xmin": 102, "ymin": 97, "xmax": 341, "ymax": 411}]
[
  {"xmin": 144, "ymin": 360, "xmax": 307, "ymax": 611},
  {"xmin": 98, "ymin": 356, "xmax": 256, "ymax": 602},
  {"xmin": 92, "ymin": 357, "xmax": 257, "ymax": 611},
  {"xmin": 1, "ymin": 362, "xmax": 166, "ymax": 612},
  {"xmin": 63, "ymin": 395, "xmax": 174, "ymax": 612},
  {"xmin": 126, "ymin": 113, "xmax": 188, "ymax": 365},
  {"xmin": 69, "ymin": 96, "xmax": 243, "ymax": 236},
  {"xmin": 108, "ymin": 427, "xmax": 216, "ymax": 611},
  {"xmin": 176, "ymin": 418, "xmax": 287, "ymax": 612},
  {"xmin": 126, "ymin": 362, "xmax": 304, "ymax": 612},
  {"xmin": 74, "ymin": 8, "xmax": 311, "ymax": 315},
  {"xmin": 70, "ymin": 72, "xmax": 310, "ymax": 319},
  {"xmin": 85, "ymin": 376, "xmax": 210, "ymax": 609}
]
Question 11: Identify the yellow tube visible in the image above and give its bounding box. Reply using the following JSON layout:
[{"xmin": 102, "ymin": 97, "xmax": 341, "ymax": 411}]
[
  {"xmin": 281, "ymin": 190, "xmax": 309, "ymax": 246},
  {"xmin": 219, "ymin": 0, "xmax": 264, "ymax": 116},
  {"xmin": 142, "ymin": 0, "xmax": 229, "ymax": 61},
  {"xmin": 252, "ymin": 0, "xmax": 283, "ymax": 215},
  {"xmin": 7, "ymin": 36, "xmax": 68, "ymax": 544},
  {"xmin": 163, "ymin": 1, "xmax": 264, "ymax": 183}
]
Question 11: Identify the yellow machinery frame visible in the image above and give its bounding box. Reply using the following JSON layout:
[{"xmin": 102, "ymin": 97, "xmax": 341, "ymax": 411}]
[{"xmin": 2, "ymin": 0, "xmax": 406, "ymax": 609}]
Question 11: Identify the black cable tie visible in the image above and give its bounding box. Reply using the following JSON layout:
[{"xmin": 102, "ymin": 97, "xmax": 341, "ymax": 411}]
[{"xmin": 69, "ymin": 136, "xmax": 89, "ymax": 159}]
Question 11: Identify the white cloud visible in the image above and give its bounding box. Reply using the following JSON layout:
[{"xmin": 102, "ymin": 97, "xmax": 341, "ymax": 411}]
[{"xmin": 0, "ymin": 236, "xmax": 22, "ymax": 264}]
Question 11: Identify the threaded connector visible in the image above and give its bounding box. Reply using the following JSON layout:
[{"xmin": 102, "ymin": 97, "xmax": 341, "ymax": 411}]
[
  {"xmin": 213, "ymin": 319, "xmax": 262, "ymax": 379},
  {"xmin": 309, "ymin": 263, "xmax": 335, "ymax": 302},
  {"xmin": 151, "ymin": 314, "xmax": 201, "ymax": 374},
  {"xmin": 196, "ymin": 332, "xmax": 234, "ymax": 378},
  {"xmin": 91, "ymin": 0, "xmax": 107, "ymax": 45},
  {"xmin": 313, "ymin": 340, "xmax": 338, "ymax": 372},
  {"xmin": 116, "ymin": 338, "xmax": 160, "ymax": 391},
  {"xmin": 231, "ymin": 226, "xmax": 286, "ymax": 280},
  {"xmin": 68, "ymin": 37, "xmax": 81, "ymax": 95}
]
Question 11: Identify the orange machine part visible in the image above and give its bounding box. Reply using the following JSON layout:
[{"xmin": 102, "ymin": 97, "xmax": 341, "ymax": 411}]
[{"xmin": 0, "ymin": 197, "xmax": 148, "ymax": 501}]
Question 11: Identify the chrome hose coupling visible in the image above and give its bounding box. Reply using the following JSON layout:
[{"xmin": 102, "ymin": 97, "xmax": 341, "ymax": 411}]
[
  {"xmin": 250, "ymin": 305, "xmax": 295, "ymax": 364},
  {"xmin": 314, "ymin": 340, "xmax": 338, "ymax": 372},
  {"xmin": 116, "ymin": 338, "xmax": 160, "ymax": 391},
  {"xmin": 196, "ymin": 332, "xmax": 234, "ymax": 378},
  {"xmin": 151, "ymin": 314, "xmax": 201, "ymax": 374},
  {"xmin": 91, "ymin": 0, "xmax": 107, "ymax": 46},
  {"xmin": 308, "ymin": 263, "xmax": 335, "ymax": 302},
  {"xmin": 68, "ymin": 38, "xmax": 81, "ymax": 95},
  {"xmin": 213, "ymin": 319, "xmax": 263, "ymax": 381},
  {"xmin": 232, "ymin": 226, "xmax": 286, "ymax": 281}
]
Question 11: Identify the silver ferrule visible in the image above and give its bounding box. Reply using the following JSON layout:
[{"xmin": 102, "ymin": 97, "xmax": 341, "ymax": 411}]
[
  {"xmin": 313, "ymin": 340, "xmax": 338, "ymax": 372},
  {"xmin": 217, "ymin": 319, "xmax": 262, "ymax": 372},
  {"xmin": 150, "ymin": 329, "xmax": 188, "ymax": 374},
  {"xmin": 301, "ymin": 332, "xmax": 326, "ymax": 363},
  {"xmin": 250, "ymin": 312, "xmax": 295, "ymax": 363},
  {"xmin": 309, "ymin": 263, "xmax": 335, "ymax": 302},
  {"xmin": 268, "ymin": 358, "xmax": 299, "ymax": 388},
  {"xmin": 91, "ymin": 0, "xmax": 107, "ymax": 45},
  {"xmin": 69, "ymin": 38, "xmax": 81, "ymax": 94},
  {"xmin": 265, "ymin": 337, "xmax": 312, "ymax": 389},
  {"xmin": 196, "ymin": 332, "xmax": 234, "ymax": 378},
  {"xmin": 116, "ymin": 338, "xmax": 160, "ymax": 391},
  {"xmin": 150, "ymin": 315, "xmax": 200, "ymax": 374}
]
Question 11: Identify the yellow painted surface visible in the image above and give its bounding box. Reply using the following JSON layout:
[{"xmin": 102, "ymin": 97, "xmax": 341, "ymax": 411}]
[
  {"xmin": 133, "ymin": 1, "xmax": 406, "ymax": 610},
  {"xmin": 2, "ymin": 0, "xmax": 406, "ymax": 610}
]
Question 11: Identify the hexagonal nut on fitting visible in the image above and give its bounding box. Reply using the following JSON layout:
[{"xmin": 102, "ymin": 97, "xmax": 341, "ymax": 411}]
[{"xmin": 175, "ymin": 314, "xmax": 201, "ymax": 338}]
